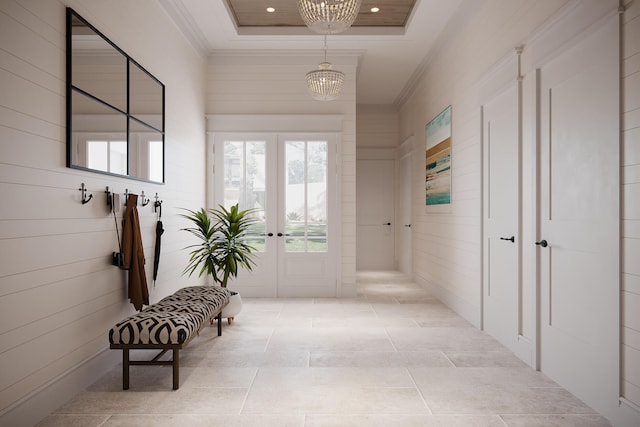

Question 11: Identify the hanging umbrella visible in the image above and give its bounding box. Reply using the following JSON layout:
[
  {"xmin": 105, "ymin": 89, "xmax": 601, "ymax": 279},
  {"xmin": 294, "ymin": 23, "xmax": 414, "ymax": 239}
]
[{"xmin": 153, "ymin": 201, "xmax": 164, "ymax": 284}]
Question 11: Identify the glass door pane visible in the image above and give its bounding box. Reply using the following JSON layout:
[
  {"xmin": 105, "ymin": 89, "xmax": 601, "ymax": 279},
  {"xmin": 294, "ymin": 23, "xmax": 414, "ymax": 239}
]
[
  {"xmin": 284, "ymin": 140, "xmax": 328, "ymax": 253},
  {"xmin": 223, "ymin": 140, "xmax": 267, "ymax": 251}
]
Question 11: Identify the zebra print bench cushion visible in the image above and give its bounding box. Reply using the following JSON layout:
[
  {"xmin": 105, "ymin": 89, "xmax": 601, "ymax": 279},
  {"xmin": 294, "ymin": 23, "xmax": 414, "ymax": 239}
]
[
  {"xmin": 173, "ymin": 285, "xmax": 231, "ymax": 309},
  {"xmin": 146, "ymin": 299, "xmax": 214, "ymax": 324},
  {"xmin": 109, "ymin": 311, "xmax": 200, "ymax": 345}
]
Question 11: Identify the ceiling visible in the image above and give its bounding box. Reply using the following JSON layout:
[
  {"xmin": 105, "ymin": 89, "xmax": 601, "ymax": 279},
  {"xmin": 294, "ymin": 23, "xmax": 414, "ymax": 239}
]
[
  {"xmin": 226, "ymin": 0, "xmax": 416, "ymax": 28},
  {"xmin": 160, "ymin": 0, "xmax": 466, "ymax": 107}
]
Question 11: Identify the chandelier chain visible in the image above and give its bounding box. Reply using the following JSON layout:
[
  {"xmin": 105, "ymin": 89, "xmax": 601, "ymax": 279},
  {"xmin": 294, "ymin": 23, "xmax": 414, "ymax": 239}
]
[{"xmin": 299, "ymin": 0, "xmax": 361, "ymax": 100}]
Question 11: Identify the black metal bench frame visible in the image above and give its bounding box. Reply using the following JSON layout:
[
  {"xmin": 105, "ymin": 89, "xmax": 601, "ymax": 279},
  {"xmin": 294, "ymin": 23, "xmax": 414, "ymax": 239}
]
[{"xmin": 110, "ymin": 311, "xmax": 223, "ymax": 390}]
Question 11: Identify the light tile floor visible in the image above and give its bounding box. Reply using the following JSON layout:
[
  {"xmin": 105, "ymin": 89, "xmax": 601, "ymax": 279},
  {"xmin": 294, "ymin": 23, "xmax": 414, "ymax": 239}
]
[{"xmin": 37, "ymin": 271, "xmax": 611, "ymax": 426}]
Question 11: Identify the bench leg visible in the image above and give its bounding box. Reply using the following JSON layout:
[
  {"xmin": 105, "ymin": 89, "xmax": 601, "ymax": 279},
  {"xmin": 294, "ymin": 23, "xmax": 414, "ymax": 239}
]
[
  {"xmin": 172, "ymin": 348, "xmax": 179, "ymax": 390},
  {"xmin": 123, "ymin": 348, "xmax": 130, "ymax": 390},
  {"xmin": 217, "ymin": 312, "xmax": 222, "ymax": 336}
]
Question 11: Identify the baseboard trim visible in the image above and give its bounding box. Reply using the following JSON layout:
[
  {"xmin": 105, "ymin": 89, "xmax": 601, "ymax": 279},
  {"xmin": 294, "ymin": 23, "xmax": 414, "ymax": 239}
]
[
  {"xmin": 615, "ymin": 398, "xmax": 640, "ymax": 427},
  {"xmin": 340, "ymin": 282, "xmax": 357, "ymax": 298},
  {"xmin": 0, "ymin": 347, "xmax": 119, "ymax": 427},
  {"xmin": 414, "ymin": 272, "xmax": 481, "ymax": 328}
]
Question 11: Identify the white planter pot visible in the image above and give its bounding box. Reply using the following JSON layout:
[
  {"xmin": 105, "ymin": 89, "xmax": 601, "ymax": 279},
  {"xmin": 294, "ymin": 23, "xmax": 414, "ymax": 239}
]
[{"xmin": 221, "ymin": 291, "xmax": 242, "ymax": 324}]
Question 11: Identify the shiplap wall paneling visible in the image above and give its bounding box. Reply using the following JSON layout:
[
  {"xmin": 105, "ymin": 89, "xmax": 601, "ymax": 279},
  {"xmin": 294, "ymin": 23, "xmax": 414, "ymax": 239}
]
[
  {"xmin": 355, "ymin": 107, "xmax": 399, "ymax": 148},
  {"xmin": 0, "ymin": 1, "xmax": 207, "ymax": 425},
  {"xmin": 622, "ymin": 0, "xmax": 640, "ymax": 409}
]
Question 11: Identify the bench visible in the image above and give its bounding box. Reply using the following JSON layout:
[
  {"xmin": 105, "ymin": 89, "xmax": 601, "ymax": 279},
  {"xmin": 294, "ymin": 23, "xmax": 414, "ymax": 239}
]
[{"xmin": 109, "ymin": 285, "xmax": 230, "ymax": 390}]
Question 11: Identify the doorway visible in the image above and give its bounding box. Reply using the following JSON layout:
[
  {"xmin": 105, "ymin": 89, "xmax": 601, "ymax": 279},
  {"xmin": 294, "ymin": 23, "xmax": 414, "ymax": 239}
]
[
  {"xmin": 211, "ymin": 132, "xmax": 339, "ymax": 297},
  {"xmin": 536, "ymin": 15, "xmax": 619, "ymax": 418},
  {"xmin": 397, "ymin": 138, "xmax": 413, "ymax": 277},
  {"xmin": 482, "ymin": 81, "xmax": 521, "ymax": 356},
  {"xmin": 356, "ymin": 149, "xmax": 395, "ymax": 270}
]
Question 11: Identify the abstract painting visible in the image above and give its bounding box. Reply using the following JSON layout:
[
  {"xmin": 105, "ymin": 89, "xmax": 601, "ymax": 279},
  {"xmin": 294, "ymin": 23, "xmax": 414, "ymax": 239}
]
[{"xmin": 425, "ymin": 106, "xmax": 452, "ymax": 207}]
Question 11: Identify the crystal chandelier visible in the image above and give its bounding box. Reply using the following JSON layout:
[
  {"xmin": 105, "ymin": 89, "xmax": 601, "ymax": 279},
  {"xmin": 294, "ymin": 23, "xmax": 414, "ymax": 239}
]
[
  {"xmin": 298, "ymin": 0, "xmax": 362, "ymax": 35},
  {"xmin": 306, "ymin": 62, "xmax": 345, "ymax": 101},
  {"xmin": 306, "ymin": 36, "xmax": 345, "ymax": 101}
]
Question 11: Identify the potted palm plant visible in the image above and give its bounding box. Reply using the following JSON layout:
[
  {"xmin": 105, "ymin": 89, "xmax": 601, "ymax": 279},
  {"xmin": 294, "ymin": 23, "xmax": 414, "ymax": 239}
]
[{"xmin": 180, "ymin": 204, "xmax": 258, "ymax": 324}]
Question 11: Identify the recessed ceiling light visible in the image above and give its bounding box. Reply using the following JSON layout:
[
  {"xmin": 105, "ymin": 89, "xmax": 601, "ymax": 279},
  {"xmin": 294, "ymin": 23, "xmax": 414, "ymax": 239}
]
[
  {"xmin": 266, "ymin": 7, "xmax": 275, "ymax": 13},
  {"xmin": 371, "ymin": 7, "xmax": 380, "ymax": 13}
]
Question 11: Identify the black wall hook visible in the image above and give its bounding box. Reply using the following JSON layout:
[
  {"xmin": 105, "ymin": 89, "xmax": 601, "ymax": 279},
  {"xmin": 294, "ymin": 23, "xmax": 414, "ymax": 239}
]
[
  {"xmin": 154, "ymin": 193, "xmax": 163, "ymax": 216},
  {"xmin": 79, "ymin": 183, "xmax": 93, "ymax": 204},
  {"xmin": 105, "ymin": 186, "xmax": 117, "ymax": 211},
  {"xmin": 141, "ymin": 191, "xmax": 150, "ymax": 207},
  {"xmin": 105, "ymin": 186, "xmax": 112, "ymax": 209}
]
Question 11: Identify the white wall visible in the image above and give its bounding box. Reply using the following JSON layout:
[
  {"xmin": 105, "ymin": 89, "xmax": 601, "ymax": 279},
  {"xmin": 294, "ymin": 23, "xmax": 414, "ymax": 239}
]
[
  {"xmin": 622, "ymin": 0, "xmax": 640, "ymax": 410},
  {"xmin": 399, "ymin": 0, "xmax": 570, "ymax": 326},
  {"xmin": 398, "ymin": 0, "xmax": 640, "ymax": 423},
  {"xmin": 355, "ymin": 105, "xmax": 399, "ymax": 149},
  {"xmin": 0, "ymin": 1, "xmax": 206, "ymax": 425},
  {"xmin": 206, "ymin": 52, "xmax": 358, "ymax": 295}
]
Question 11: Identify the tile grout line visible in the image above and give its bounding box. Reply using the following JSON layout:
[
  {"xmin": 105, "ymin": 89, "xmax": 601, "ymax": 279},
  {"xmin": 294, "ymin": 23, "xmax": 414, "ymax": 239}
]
[
  {"xmin": 263, "ymin": 327, "xmax": 276, "ymax": 352},
  {"xmin": 384, "ymin": 327, "xmax": 399, "ymax": 353},
  {"xmin": 238, "ymin": 367, "xmax": 260, "ymax": 415},
  {"xmin": 406, "ymin": 368, "xmax": 434, "ymax": 415},
  {"xmin": 441, "ymin": 351, "xmax": 457, "ymax": 367}
]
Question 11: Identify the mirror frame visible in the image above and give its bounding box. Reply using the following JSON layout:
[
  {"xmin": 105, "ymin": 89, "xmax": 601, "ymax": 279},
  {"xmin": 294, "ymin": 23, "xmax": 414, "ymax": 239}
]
[{"xmin": 66, "ymin": 7, "xmax": 165, "ymax": 184}]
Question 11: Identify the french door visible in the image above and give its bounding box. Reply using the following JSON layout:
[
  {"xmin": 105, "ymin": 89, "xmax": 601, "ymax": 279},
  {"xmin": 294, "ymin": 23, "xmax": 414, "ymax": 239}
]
[{"xmin": 211, "ymin": 132, "xmax": 338, "ymax": 297}]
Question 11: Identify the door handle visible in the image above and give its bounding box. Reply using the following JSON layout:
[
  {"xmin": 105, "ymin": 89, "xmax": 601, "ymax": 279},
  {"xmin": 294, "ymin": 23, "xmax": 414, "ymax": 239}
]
[
  {"xmin": 535, "ymin": 239, "xmax": 548, "ymax": 248},
  {"xmin": 404, "ymin": 224, "xmax": 411, "ymax": 228},
  {"xmin": 500, "ymin": 236, "xmax": 515, "ymax": 243},
  {"xmin": 277, "ymin": 233, "xmax": 283, "ymax": 237},
  {"xmin": 383, "ymin": 222, "xmax": 391, "ymax": 226},
  {"xmin": 267, "ymin": 233, "xmax": 274, "ymax": 237}
]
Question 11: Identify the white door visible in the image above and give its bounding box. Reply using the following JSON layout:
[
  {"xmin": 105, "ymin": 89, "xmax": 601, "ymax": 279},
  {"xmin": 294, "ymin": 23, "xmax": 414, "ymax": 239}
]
[
  {"xmin": 277, "ymin": 135, "xmax": 337, "ymax": 297},
  {"xmin": 212, "ymin": 133, "xmax": 338, "ymax": 297},
  {"xmin": 482, "ymin": 83, "xmax": 520, "ymax": 353},
  {"xmin": 213, "ymin": 134, "xmax": 277, "ymax": 297},
  {"xmin": 356, "ymin": 157, "xmax": 394, "ymax": 270},
  {"xmin": 397, "ymin": 148, "xmax": 413, "ymax": 276},
  {"xmin": 538, "ymin": 16, "xmax": 619, "ymax": 418}
]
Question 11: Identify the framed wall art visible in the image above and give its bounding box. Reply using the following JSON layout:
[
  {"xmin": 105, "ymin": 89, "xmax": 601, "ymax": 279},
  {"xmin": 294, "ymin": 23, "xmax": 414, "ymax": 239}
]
[{"xmin": 425, "ymin": 105, "xmax": 452, "ymax": 210}]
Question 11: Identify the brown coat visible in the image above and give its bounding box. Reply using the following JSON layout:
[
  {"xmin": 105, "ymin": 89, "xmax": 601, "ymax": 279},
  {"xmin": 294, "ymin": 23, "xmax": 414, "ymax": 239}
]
[{"xmin": 120, "ymin": 194, "xmax": 149, "ymax": 310}]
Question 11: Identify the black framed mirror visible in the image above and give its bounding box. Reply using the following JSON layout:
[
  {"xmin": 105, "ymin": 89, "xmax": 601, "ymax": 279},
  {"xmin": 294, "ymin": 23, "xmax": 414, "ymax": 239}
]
[{"xmin": 66, "ymin": 8, "xmax": 165, "ymax": 183}]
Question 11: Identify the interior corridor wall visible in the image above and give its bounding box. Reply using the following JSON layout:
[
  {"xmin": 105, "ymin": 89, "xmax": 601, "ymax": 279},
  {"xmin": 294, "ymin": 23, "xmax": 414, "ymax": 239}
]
[
  {"xmin": 621, "ymin": 0, "xmax": 640, "ymax": 410},
  {"xmin": 400, "ymin": 0, "xmax": 640, "ymax": 422},
  {"xmin": 0, "ymin": 1, "xmax": 207, "ymax": 425},
  {"xmin": 205, "ymin": 53, "xmax": 358, "ymax": 295},
  {"xmin": 355, "ymin": 105, "xmax": 399, "ymax": 149},
  {"xmin": 398, "ymin": 0, "xmax": 569, "ymax": 326}
]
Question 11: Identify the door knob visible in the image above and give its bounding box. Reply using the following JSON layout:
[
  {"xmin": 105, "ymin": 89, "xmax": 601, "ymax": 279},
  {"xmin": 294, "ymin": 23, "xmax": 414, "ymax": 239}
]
[
  {"xmin": 383, "ymin": 222, "xmax": 391, "ymax": 226},
  {"xmin": 277, "ymin": 233, "xmax": 283, "ymax": 237},
  {"xmin": 535, "ymin": 239, "xmax": 548, "ymax": 248},
  {"xmin": 500, "ymin": 236, "xmax": 515, "ymax": 243},
  {"xmin": 267, "ymin": 233, "xmax": 274, "ymax": 237},
  {"xmin": 404, "ymin": 224, "xmax": 411, "ymax": 228}
]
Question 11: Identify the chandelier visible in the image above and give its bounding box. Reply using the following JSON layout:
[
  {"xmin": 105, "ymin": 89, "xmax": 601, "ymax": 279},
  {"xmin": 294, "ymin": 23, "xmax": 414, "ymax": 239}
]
[
  {"xmin": 305, "ymin": 36, "xmax": 345, "ymax": 101},
  {"xmin": 306, "ymin": 62, "xmax": 345, "ymax": 101},
  {"xmin": 298, "ymin": 0, "xmax": 362, "ymax": 35},
  {"xmin": 299, "ymin": 1, "xmax": 360, "ymax": 100}
]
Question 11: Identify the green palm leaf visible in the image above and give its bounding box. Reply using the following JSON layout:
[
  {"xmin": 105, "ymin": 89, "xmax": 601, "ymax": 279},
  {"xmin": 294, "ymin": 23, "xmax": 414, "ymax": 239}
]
[{"xmin": 180, "ymin": 205, "xmax": 259, "ymax": 288}]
